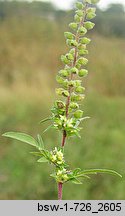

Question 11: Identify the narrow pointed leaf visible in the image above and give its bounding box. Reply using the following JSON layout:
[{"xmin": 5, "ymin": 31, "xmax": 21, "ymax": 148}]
[
  {"xmin": 2, "ymin": 132, "xmax": 38, "ymax": 147},
  {"xmin": 37, "ymin": 134, "xmax": 44, "ymax": 149},
  {"xmin": 80, "ymin": 116, "xmax": 90, "ymax": 121},
  {"xmin": 73, "ymin": 168, "xmax": 81, "ymax": 175},
  {"xmin": 30, "ymin": 152, "xmax": 44, "ymax": 156},
  {"xmin": 43, "ymin": 125, "xmax": 53, "ymax": 134},
  {"xmin": 82, "ymin": 169, "xmax": 122, "ymax": 178},
  {"xmin": 37, "ymin": 157, "xmax": 48, "ymax": 163},
  {"xmin": 39, "ymin": 117, "xmax": 52, "ymax": 124},
  {"xmin": 71, "ymin": 178, "xmax": 82, "ymax": 184},
  {"xmin": 78, "ymin": 174, "xmax": 90, "ymax": 179}
]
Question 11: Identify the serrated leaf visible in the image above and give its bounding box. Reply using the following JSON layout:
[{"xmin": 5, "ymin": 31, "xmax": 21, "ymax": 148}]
[
  {"xmin": 37, "ymin": 157, "xmax": 48, "ymax": 163},
  {"xmin": 37, "ymin": 134, "xmax": 44, "ymax": 149},
  {"xmin": 39, "ymin": 117, "xmax": 52, "ymax": 124},
  {"xmin": 2, "ymin": 132, "xmax": 38, "ymax": 147},
  {"xmin": 71, "ymin": 178, "xmax": 82, "ymax": 184},
  {"xmin": 82, "ymin": 169, "xmax": 122, "ymax": 178}
]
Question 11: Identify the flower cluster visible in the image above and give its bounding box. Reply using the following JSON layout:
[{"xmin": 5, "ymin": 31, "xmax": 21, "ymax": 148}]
[
  {"xmin": 51, "ymin": 0, "xmax": 98, "ymax": 138},
  {"xmin": 50, "ymin": 147, "xmax": 64, "ymax": 165}
]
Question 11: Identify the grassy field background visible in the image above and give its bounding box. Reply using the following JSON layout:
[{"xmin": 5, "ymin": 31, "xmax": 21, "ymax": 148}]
[{"xmin": 0, "ymin": 14, "xmax": 125, "ymax": 199}]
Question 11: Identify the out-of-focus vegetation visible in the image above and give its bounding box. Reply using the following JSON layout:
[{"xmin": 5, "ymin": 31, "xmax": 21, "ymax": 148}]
[{"xmin": 0, "ymin": 1, "xmax": 125, "ymax": 200}]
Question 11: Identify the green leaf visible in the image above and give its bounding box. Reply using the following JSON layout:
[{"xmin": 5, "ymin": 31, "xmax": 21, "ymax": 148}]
[
  {"xmin": 82, "ymin": 169, "xmax": 122, "ymax": 178},
  {"xmin": 37, "ymin": 157, "xmax": 48, "ymax": 163},
  {"xmin": 30, "ymin": 152, "xmax": 43, "ymax": 156},
  {"xmin": 39, "ymin": 117, "xmax": 52, "ymax": 124},
  {"xmin": 73, "ymin": 168, "xmax": 81, "ymax": 175},
  {"xmin": 37, "ymin": 134, "xmax": 44, "ymax": 149},
  {"xmin": 78, "ymin": 174, "xmax": 90, "ymax": 179},
  {"xmin": 71, "ymin": 178, "xmax": 82, "ymax": 184},
  {"xmin": 80, "ymin": 116, "xmax": 90, "ymax": 121},
  {"xmin": 50, "ymin": 173, "xmax": 56, "ymax": 178},
  {"xmin": 2, "ymin": 132, "xmax": 38, "ymax": 147},
  {"xmin": 43, "ymin": 125, "xmax": 53, "ymax": 134}
]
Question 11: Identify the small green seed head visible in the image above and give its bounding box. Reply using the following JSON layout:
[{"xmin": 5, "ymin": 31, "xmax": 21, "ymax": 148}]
[
  {"xmin": 74, "ymin": 110, "xmax": 83, "ymax": 118},
  {"xmin": 76, "ymin": 10, "xmax": 84, "ymax": 17},
  {"xmin": 64, "ymin": 32, "xmax": 74, "ymax": 40},
  {"xmin": 80, "ymin": 37, "xmax": 91, "ymax": 45},
  {"xmin": 59, "ymin": 69, "xmax": 69, "ymax": 77},
  {"xmin": 78, "ymin": 69, "xmax": 88, "ymax": 77},
  {"xmin": 75, "ymin": 2, "xmax": 84, "ymax": 10},
  {"xmin": 77, "ymin": 57, "xmax": 88, "ymax": 65},
  {"xmin": 69, "ymin": 22, "xmax": 78, "ymax": 30},
  {"xmin": 70, "ymin": 67, "xmax": 79, "ymax": 74},
  {"xmin": 78, "ymin": 26, "xmax": 87, "ymax": 35},
  {"xmin": 75, "ymin": 86, "xmax": 85, "ymax": 93},
  {"xmin": 84, "ymin": 21, "xmax": 95, "ymax": 30}
]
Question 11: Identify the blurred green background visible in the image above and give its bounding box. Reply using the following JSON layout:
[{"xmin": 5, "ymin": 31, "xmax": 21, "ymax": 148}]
[{"xmin": 0, "ymin": 1, "xmax": 125, "ymax": 200}]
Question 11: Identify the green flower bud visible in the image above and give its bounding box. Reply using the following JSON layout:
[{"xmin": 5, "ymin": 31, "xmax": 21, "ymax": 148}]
[
  {"xmin": 62, "ymin": 90, "xmax": 70, "ymax": 97},
  {"xmin": 78, "ymin": 49, "xmax": 88, "ymax": 56},
  {"xmin": 75, "ymin": 2, "xmax": 84, "ymax": 10},
  {"xmin": 70, "ymin": 67, "xmax": 79, "ymax": 74},
  {"xmin": 61, "ymin": 55, "xmax": 70, "ymax": 64},
  {"xmin": 55, "ymin": 100, "xmax": 65, "ymax": 109},
  {"xmin": 69, "ymin": 48, "xmax": 75, "ymax": 55},
  {"xmin": 69, "ymin": 102, "xmax": 79, "ymax": 109},
  {"xmin": 62, "ymin": 174, "xmax": 68, "ymax": 181},
  {"xmin": 87, "ymin": 8, "xmax": 96, "ymax": 13},
  {"xmin": 66, "ymin": 39, "xmax": 78, "ymax": 47},
  {"xmin": 56, "ymin": 75, "xmax": 64, "ymax": 84},
  {"xmin": 76, "ymin": 62, "xmax": 81, "ymax": 69},
  {"xmin": 78, "ymin": 44, "xmax": 87, "ymax": 51},
  {"xmin": 68, "ymin": 80, "xmax": 76, "ymax": 87},
  {"xmin": 59, "ymin": 69, "xmax": 69, "ymax": 77},
  {"xmin": 54, "ymin": 118, "xmax": 63, "ymax": 128},
  {"xmin": 74, "ymin": 14, "xmax": 82, "ymax": 23},
  {"xmin": 78, "ymin": 69, "xmax": 88, "ymax": 77},
  {"xmin": 56, "ymin": 88, "xmax": 69, "ymax": 97},
  {"xmin": 86, "ymin": 12, "xmax": 96, "ymax": 20},
  {"xmin": 84, "ymin": 21, "xmax": 95, "ymax": 30},
  {"xmin": 66, "ymin": 53, "xmax": 74, "ymax": 61},
  {"xmin": 80, "ymin": 37, "xmax": 91, "ymax": 45},
  {"xmin": 64, "ymin": 32, "xmax": 74, "ymax": 39},
  {"xmin": 75, "ymin": 86, "xmax": 85, "ymax": 93},
  {"xmin": 77, "ymin": 57, "xmax": 88, "ymax": 65},
  {"xmin": 71, "ymin": 93, "xmax": 85, "ymax": 102},
  {"xmin": 74, "ymin": 110, "xmax": 83, "ymax": 118},
  {"xmin": 75, "ymin": 80, "xmax": 82, "ymax": 87},
  {"xmin": 63, "ymin": 79, "xmax": 68, "ymax": 88},
  {"xmin": 55, "ymin": 88, "xmax": 63, "ymax": 96},
  {"xmin": 69, "ymin": 22, "xmax": 78, "ymax": 30},
  {"xmin": 51, "ymin": 155, "xmax": 57, "ymax": 162},
  {"xmin": 76, "ymin": 10, "xmax": 84, "ymax": 17},
  {"xmin": 78, "ymin": 26, "xmax": 87, "ymax": 35}
]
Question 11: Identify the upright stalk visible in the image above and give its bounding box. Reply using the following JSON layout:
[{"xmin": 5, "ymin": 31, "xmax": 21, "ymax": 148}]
[
  {"xmin": 58, "ymin": 182, "xmax": 63, "ymax": 200},
  {"xmin": 58, "ymin": 3, "xmax": 88, "ymax": 200}
]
